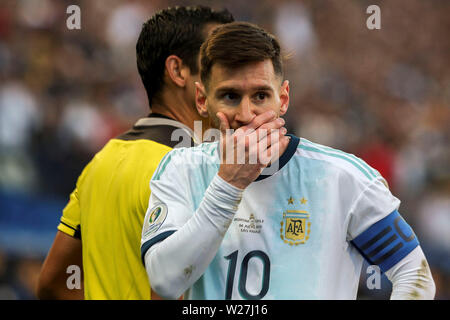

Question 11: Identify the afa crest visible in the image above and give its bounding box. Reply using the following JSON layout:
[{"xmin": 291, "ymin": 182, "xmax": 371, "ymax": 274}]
[{"xmin": 280, "ymin": 199, "xmax": 311, "ymax": 245}]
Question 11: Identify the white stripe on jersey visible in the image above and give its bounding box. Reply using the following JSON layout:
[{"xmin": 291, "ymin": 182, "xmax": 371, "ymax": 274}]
[{"xmin": 297, "ymin": 138, "xmax": 381, "ymax": 182}]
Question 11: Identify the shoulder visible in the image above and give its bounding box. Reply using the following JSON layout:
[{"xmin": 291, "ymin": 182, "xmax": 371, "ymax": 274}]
[
  {"xmin": 91, "ymin": 139, "xmax": 173, "ymax": 165},
  {"xmin": 296, "ymin": 137, "xmax": 385, "ymax": 185},
  {"xmin": 79, "ymin": 138, "xmax": 174, "ymax": 182},
  {"xmin": 152, "ymin": 141, "xmax": 220, "ymax": 181},
  {"xmin": 160, "ymin": 140, "xmax": 219, "ymax": 165}
]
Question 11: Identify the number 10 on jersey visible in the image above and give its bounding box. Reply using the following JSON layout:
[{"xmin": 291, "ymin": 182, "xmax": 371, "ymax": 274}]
[{"xmin": 224, "ymin": 250, "xmax": 270, "ymax": 300}]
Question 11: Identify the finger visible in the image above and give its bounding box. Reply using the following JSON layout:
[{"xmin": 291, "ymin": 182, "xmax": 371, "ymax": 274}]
[
  {"xmin": 237, "ymin": 128, "xmax": 287, "ymax": 166},
  {"xmin": 265, "ymin": 135, "xmax": 290, "ymax": 165},
  {"xmin": 237, "ymin": 112, "xmax": 281, "ymax": 141},
  {"xmin": 247, "ymin": 127, "xmax": 284, "ymax": 151},
  {"xmin": 246, "ymin": 125, "xmax": 286, "ymax": 149},
  {"xmin": 255, "ymin": 124, "xmax": 286, "ymax": 143},
  {"xmin": 217, "ymin": 112, "xmax": 234, "ymax": 164},
  {"xmin": 217, "ymin": 112, "xmax": 230, "ymax": 135},
  {"xmin": 257, "ymin": 117, "xmax": 285, "ymax": 133},
  {"xmin": 241, "ymin": 110, "xmax": 277, "ymax": 133},
  {"xmin": 252, "ymin": 131, "xmax": 288, "ymax": 166}
]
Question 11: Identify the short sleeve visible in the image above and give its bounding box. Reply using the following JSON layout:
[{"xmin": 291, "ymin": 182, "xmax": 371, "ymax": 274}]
[
  {"xmin": 57, "ymin": 188, "xmax": 81, "ymax": 239},
  {"xmin": 57, "ymin": 160, "xmax": 94, "ymax": 239},
  {"xmin": 347, "ymin": 177, "xmax": 400, "ymax": 240},
  {"xmin": 348, "ymin": 177, "xmax": 419, "ymax": 272},
  {"xmin": 140, "ymin": 151, "xmax": 194, "ymax": 262}
]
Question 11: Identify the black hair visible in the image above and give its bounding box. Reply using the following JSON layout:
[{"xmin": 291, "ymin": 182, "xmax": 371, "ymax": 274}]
[{"xmin": 136, "ymin": 6, "xmax": 234, "ymax": 106}]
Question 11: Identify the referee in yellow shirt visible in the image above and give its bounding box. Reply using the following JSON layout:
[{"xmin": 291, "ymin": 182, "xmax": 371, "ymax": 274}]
[{"xmin": 36, "ymin": 6, "xmax": 234, "ymax": 300}]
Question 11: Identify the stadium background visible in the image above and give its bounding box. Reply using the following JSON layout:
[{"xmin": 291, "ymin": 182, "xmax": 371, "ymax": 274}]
[{"xmin": 0, "ymin": 0, "xmax": 448, "ymax": 299}]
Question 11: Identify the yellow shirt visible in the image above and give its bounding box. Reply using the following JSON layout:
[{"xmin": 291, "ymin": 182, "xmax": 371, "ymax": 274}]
[{"xmin": 57, "ymin": 117, "xmax": 195, "ymax": 299}]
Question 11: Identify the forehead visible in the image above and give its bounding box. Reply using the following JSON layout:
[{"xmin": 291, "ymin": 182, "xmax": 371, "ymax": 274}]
[{"xmin": 208, "ymin": 60, "xmax": 280, "ymax": 91}]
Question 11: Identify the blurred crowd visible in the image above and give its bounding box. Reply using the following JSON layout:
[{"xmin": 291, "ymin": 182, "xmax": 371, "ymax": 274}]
[{"xmin": 0, "ymin": 0, "xmax": 449, "ymax": 299}]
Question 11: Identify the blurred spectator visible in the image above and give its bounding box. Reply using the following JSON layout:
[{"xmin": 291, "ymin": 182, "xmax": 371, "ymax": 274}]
[
  {"xmin": 274, "ymin": 1, "xmax": 316, "ymax": 57},
  {"xmin": 0, "ymin": 250, "xmax": 18, "ymax": 300},
  {"xmin": 417, "ymin": 180, "xmax": 450, "ymax": 263}
]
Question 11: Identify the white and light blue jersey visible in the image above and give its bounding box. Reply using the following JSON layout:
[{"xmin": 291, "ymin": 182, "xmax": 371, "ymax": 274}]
[{"xmin": 141, "ymin": 135, "xmax": 419, "ymax": 299}]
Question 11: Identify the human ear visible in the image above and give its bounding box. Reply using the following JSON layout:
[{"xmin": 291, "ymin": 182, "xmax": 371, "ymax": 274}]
[
  {"xmin": 165, "ymin": 55, "xmax": 189, "ymax": 88},
  {"xmin": 195, "ymin": 82, "xmax": 209, "ymax": 118},
  {"xmin": 279, "ymin": 80, "xmax": 289, "ymax": 115}
]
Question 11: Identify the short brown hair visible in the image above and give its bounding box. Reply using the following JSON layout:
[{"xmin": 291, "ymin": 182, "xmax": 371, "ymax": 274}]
[{"xmin": 200, "ymin": 22, "xmax": 283, "ymax": 87}]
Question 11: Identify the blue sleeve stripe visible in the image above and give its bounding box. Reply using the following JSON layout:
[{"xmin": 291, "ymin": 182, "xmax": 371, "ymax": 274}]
[
  {"xmin": 140, "ymin": 230, "xmax": 176, "ymax": 265},
  {"xmin": 360, "ymin": 226, "xmax": 392, "ymax": 251},
  {"xmin": 373, "ymin": 242, "xmax": 404, "ymax": 265},
  {"xmin": 367, "ymin": 234, "xmax": 397, "ymax": 258},
  {"xmin": 351, "ymin": 210, "xmax": 419, "ymax": 272}
]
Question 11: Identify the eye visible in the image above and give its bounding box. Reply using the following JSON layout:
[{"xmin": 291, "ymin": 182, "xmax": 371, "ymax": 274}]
[
  {"xmin": 220, "ymin": 92, "xmax": 241, "ymax": 105},
  {"xmin": 224, "ymin": 93, "xmax": 238, "ymax": 100},
  {"xmin": 254, "ymin": 92, "xmax": 269, "ymax": 102}
]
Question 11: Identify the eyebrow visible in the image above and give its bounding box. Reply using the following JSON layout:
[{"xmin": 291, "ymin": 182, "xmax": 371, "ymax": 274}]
[{"xmin": 215, "ymin": 85, "xmax": 274, "ymax": 95}]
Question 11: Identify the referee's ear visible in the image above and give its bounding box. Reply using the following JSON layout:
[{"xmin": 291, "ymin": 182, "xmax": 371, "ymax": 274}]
[
  {"xmin": 195, "ymin": 81, "xmax": 209, "ymax": 118},
  {"xmin": 165, "ymin": 55, "xmax": 189, "ymax": 88}
]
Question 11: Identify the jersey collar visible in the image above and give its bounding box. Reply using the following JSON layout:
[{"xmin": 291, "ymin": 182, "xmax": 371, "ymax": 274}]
[
  {"xmin": 255, "ymin": 134, "xmax": 300, "ymax": 181},
  {"xmin": 134, "ymin": 116, "xmax": 201, "ymax": 145}
]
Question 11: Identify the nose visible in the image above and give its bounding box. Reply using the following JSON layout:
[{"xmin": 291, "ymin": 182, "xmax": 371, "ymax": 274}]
[{"xmin": 234, "ymin": 97, "xmax": 255, "ymax": 125}]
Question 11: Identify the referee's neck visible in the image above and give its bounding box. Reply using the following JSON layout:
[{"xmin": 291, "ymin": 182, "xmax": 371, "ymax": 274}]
[{"xmin": 150, "ymin": 102, "xmax": 203, "ymax": 133}]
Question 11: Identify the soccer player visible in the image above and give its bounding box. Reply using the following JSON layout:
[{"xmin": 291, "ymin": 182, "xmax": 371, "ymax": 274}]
[
  {"xmin": 36, "ymin": 6, "xmax": 234, "ymax": 300},
  {"xmin": 141, "ymin": 22, "xmax": 436, "ymax": 299}
]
